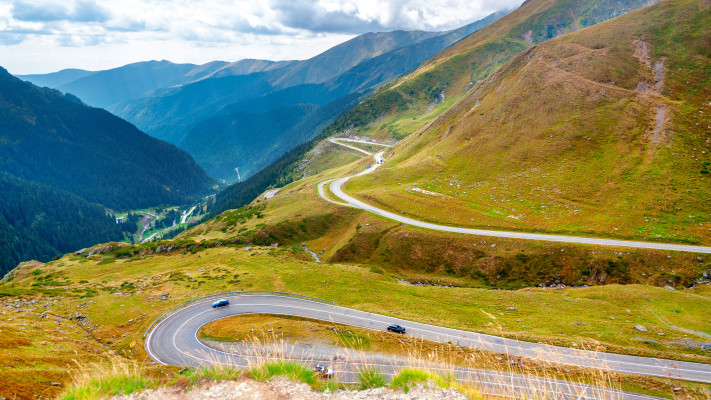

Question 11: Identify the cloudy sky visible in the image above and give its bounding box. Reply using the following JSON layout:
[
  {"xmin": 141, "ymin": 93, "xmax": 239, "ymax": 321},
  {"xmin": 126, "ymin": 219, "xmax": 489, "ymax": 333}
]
[{"xmin": 0, "ymin": 0, "xmax": 524, "ymax": 75}]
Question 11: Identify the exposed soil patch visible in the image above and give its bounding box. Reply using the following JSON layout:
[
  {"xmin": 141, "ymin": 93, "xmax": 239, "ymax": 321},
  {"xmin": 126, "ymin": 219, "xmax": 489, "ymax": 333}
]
[
  {"xmin": 632, "ymin": 39, "xmax": 669, "ymax": 146},
  {"xmin": 522, "ymin": 30, "xmax": 534, "ymax": 44},
  {"xmin": 633, "ymin": 39, "xmax": 652, "ymax": 67},
  {"xmin": 651, "ymin": 106, "xmax": 670, "ymax": 144},
  {"xmin": 653, "ymin": 59, "xmax": 665, "ymax": 91}
]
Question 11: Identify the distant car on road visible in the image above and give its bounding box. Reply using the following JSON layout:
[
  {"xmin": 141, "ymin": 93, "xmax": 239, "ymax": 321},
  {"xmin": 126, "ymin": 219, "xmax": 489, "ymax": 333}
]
[
  {"xmin": 387, "ymin": 324, "xmax": 406, "ymax": 334},
  {"xmin": 212, "ymin": 299, "xmax": 229, "ymax": 308}
]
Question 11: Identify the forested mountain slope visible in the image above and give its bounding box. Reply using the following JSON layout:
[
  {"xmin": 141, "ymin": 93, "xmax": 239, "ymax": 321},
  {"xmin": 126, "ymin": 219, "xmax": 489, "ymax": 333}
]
[
  {"xmin": 0, "ymin": 173, "xmax": 133, "ymax": 276},
  {"xmin": 0, "ymin": 67, "xmax": 214, "ymax": 210}
]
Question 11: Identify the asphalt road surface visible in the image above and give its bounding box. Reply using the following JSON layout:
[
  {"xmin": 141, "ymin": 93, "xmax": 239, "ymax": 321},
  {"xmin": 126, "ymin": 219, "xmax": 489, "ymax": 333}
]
[
  {"xmin": 145, "ymin": 293, "xmax": 698, "ymax": 399},
  {"xmin": 323, "ymin": 139, "xmax": 711, "ymax": 254}
]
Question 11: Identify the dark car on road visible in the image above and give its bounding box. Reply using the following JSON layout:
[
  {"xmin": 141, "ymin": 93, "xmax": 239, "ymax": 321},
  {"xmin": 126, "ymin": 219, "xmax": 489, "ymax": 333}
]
[
  {"xmin": 387, "ymin": 324, "xmax": 406, "ymax": 334},
  {"xmin": 212, "ymin": 299, "xmax": 229, "ymax": 308}
]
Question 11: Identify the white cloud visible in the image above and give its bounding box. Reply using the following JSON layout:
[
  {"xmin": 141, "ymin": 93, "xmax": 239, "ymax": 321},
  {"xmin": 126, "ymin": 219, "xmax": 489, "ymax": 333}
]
[{"xmin": 0, "ymin": 0, "xmax": 523, "ymax": 74}]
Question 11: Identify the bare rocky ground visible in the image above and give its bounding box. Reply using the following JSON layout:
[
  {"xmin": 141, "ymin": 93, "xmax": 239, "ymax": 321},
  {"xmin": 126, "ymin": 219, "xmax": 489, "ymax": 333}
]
[{"xmin": 111, "ymin": 377, "xmax": 468, "ymax": 400}]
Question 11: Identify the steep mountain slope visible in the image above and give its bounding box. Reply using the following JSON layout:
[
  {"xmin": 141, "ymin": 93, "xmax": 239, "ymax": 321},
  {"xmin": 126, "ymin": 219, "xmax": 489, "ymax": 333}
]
[
  {"xmin": 0, "ymin": 67, "xmax": 214, "ymax": 210},
  {"xmin": 343, "ymin": 0, "xmax": 711, "ymax": 244},
  {"xmin": 327, "ymin": 0, "xmax": 661, "ymax": 141},
  {"xmin": 182, "ymin": 92, "xmax": 362, "ymax": 179},
  {"xmin": 183, "ymin": 104, "xmax": 320, "ymax": 179},
  {"xmin": 0, "ymin": 173, "xmax": 131, "ymax": 275}
]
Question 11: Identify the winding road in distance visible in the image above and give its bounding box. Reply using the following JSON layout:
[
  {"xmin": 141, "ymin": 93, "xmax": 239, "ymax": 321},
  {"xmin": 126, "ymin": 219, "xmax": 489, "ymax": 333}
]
[
  {"xmin": 322, "ymin": 138, "xmax": 711, "ymax": 254},
  {"xmin": 144, "ymin": 293, "xmax": 708, "ymax": 400}
]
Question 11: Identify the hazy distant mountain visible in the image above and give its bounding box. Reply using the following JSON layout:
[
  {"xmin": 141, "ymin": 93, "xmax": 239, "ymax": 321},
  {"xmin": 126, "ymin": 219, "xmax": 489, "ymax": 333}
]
[
  {"xmin": 0, "ymin": 66, "xmax": 214, "ymax": 210},
  {"xmin": 107, "ymin": 28, "xmax": 459, "ymax": 147},
  {"xmin": 131, "ymin": 14, "xmax": 508, "ymax": 180},
  {"xmin": 111, "ymin": 73, "xmax": 275, "ymax": 145},
  {"xmin": 203, "ymin": 59, "xmax": 297, "ymax": 80},
  {"xmin": 19, "ymin": 68, "xmax": 93, "ymax": 88},
  {"xmin": 264, "ymin": 30, "xmax": 442, "ymax": 89},
  {"xmin": 56, "ymin": 60, "xmax": 230, "ymax": 109}
]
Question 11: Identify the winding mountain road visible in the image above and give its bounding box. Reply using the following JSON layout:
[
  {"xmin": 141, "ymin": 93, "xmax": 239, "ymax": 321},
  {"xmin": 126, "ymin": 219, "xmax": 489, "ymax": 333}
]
[
  {"xmin": 142, "ymin": 139, "xmax": 711, "ymax": 398},
  {"xmin": 144, "ymin": 293, "xmax": 710, "ymax": 399},
  {"xmin": 322, "ymin": 138, "xmax": 711, "ymax": 254}
]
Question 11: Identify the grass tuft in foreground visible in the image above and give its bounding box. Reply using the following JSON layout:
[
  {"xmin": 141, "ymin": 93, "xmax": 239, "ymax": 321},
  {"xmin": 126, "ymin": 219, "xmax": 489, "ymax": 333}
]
[
  {"xmin": 357, "ymin": 368, "xmax": 387, "ymax": 390},
  {"xmin": 249, "ymin": 360, "xmax": 319, "ymax": 387},
  {"xmin": 390, "ymin": 369, "xmax": 438, "ymax": 393},
  {"xmin": 58, "ymin": 357, "xmax": 156, "ymax": 400}
]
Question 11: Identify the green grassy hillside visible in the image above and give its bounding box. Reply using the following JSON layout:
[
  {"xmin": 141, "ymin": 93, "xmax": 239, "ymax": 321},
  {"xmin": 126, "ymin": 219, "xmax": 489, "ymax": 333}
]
[
  {"xmin": 324, "ymin": 0, "xmax": 660, "ymax": 141},
  {"xmin": 342, "ymin": 0, "xmax": 711, "ymax": 245},
  {"xmin": 182, "ymin": 165, "xmax": 710, "ymax": 289}
]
